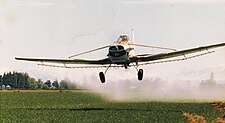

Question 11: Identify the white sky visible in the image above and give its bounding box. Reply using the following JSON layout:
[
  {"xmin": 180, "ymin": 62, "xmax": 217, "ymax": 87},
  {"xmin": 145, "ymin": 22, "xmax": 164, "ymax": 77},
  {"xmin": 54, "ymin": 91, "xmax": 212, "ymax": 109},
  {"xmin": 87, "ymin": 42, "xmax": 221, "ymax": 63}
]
[{"xmin": 1, "ymin": 0, "xmax": 225, "ymax": 85}]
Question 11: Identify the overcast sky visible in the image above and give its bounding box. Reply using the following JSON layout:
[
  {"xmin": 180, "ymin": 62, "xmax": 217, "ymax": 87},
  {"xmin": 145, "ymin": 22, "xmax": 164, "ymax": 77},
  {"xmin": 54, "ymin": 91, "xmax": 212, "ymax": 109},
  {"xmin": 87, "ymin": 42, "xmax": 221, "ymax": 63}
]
[{"xmin": 1, "ymin": 0, "xmax": 225, "ymax": 85}]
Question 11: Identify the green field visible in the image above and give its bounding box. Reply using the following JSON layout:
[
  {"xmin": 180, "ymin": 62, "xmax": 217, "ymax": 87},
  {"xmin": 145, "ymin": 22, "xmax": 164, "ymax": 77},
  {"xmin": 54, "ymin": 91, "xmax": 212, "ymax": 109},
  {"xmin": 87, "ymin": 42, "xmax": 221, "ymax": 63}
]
[{"xmin": 0, "ymin": 90, "xmax": 223, "ymax": 123}]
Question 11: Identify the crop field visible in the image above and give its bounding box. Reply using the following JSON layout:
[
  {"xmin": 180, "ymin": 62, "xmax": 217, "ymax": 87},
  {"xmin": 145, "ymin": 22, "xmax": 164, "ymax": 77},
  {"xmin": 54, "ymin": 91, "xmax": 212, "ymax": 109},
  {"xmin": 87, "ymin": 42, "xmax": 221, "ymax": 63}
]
[{"xmin": 0, "ymin": 90, "xmax": 223, "ymax": 123}]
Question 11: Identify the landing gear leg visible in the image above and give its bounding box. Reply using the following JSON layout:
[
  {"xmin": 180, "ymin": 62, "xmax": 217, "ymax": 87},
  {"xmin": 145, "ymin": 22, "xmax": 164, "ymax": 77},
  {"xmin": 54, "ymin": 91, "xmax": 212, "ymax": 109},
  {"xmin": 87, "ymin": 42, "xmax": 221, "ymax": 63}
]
[
  {"xmin": 124, "ymin": 64, "xmax": 128, "ymax": 69},
  {"xmin": 99, "ymin": 64, "xmax": 111, "ymax": 83}
]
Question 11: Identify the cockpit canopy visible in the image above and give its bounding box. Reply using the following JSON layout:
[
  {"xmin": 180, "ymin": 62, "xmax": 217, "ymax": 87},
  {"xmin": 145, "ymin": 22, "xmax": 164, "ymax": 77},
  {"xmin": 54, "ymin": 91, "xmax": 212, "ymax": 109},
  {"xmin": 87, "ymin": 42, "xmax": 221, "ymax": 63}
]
[
  {"xmin": 108, "ymin": 45, "xmax": 126, "ymax": 57},
  {"xmin": 116, "ymin": 34, "xmax": 130, "ymax": 42},
  {"xmin": 109, "ymin": 45, "xmax": 125, "ymax": 51}
]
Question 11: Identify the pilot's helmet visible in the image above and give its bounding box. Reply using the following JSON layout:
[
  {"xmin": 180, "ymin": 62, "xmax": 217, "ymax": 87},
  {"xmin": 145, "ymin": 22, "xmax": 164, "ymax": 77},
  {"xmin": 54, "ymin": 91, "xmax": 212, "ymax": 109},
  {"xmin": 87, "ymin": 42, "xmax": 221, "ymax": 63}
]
[{"xmin": 121, "ymin": 36, "xmax": 127, "ymax": 41}]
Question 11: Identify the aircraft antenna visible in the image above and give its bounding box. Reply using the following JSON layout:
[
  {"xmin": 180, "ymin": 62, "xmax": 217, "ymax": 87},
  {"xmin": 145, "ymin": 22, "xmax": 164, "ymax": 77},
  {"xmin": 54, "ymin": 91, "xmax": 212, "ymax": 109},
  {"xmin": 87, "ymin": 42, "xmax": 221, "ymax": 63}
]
[
  {"xmin": 130, "ymin": 28, "xmax": 136, "ymax": 56},
  {"xmin": 131, "ymin": 28, "xmax": 134, "ymax": 43}
]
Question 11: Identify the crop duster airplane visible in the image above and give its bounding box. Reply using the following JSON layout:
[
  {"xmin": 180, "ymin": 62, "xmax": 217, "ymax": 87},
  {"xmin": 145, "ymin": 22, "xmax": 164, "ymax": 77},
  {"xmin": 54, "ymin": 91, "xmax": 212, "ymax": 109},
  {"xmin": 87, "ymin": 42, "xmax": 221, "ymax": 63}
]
[{"xmin": 15, "ymin": 31, "xmax": 225, "ymax": 83}]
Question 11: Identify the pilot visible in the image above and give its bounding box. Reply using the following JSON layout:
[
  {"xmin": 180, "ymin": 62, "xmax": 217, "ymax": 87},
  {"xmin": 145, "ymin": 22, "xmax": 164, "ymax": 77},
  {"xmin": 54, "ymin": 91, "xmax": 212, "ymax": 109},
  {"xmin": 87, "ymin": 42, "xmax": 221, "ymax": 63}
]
[{"xmin": 121, "ymin": 36, "xmax": 128, "ymax": 41}]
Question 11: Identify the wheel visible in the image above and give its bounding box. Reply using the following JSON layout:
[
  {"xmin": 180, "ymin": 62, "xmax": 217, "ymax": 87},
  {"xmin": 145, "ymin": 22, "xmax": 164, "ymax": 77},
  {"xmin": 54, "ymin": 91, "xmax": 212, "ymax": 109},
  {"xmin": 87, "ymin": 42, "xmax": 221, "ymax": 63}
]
[
  {"xmin": 137, "ymin": 69, "xmax": 143, "ymax": 81},
  {"xmin": 99, "ymin": 72, "xmax": 105, "ymax": 83}
]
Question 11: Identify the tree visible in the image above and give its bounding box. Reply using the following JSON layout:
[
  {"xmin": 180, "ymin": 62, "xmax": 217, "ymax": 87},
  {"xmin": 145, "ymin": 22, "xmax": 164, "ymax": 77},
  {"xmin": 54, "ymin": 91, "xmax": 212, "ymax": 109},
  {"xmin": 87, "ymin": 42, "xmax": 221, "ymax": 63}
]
[
  {"xmin": 52, "ymin": 80, "xmax": 59, "ymax": 89},
  {"xmin": 24, "ymin": 73, "xmax": 30, "ymax": 89},
  {"xmin": 44, "ymin": 80, "xmax": 51, "ymax": 88},
  {"xmin": 0, "ymin": 75, "xmax": 2, "ymax": 86},
  {"xmin": 36, "ymin": 79, "xmax": 43, "ymax": 89},
  {"xmin": 60, "ymin": 78, "xmax": 78, "ymax": 90},
  {"xmin": 42, "ymin": 84, "xmax": 49, "ymax": 90},
  {"xmin": 60, "ymin": 80, "xmax": 68, "ymax": 90},
  {"xmin": 0, "ymin": 71, "xmax": 44, "ymax": 90},
  {"xmin": 28, "ymin": 77, "xmax": 37, "ymax": 89}
]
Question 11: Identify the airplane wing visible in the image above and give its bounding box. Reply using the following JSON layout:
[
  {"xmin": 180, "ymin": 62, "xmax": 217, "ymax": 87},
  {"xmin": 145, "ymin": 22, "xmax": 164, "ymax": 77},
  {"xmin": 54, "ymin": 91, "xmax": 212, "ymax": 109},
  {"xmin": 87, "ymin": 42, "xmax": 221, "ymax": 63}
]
[
  {"xmin": 16, "ymin": 42, "xmax": 225, "ymax": 67},
  {"xmin": 130, "ymin": 42, "xmax": 225, "ymax": 63},
  {"xmin": 15, "ymin": 57, "xmax": 112, "ymax": 65}
]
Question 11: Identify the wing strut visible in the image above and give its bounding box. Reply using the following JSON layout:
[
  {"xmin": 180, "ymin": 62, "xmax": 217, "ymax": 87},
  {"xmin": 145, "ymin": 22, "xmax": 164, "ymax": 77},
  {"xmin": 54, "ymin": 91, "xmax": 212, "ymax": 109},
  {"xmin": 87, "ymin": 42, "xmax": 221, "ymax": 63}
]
[
  {"xmin": 128, "ymin": 43, "xmax": 176, "ymax": 51},
  {"xmin": 68, "ymin": 45, "xmax": 111, "ymax": 59}
]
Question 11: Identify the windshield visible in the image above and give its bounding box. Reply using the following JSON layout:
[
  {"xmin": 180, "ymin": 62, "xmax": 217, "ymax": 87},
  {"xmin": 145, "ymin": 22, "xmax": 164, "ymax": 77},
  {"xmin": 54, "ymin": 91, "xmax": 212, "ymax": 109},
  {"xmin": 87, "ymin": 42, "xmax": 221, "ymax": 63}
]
[{"xmin": 117, "ymin": 35, "xmax": 129, "ymax": 42}]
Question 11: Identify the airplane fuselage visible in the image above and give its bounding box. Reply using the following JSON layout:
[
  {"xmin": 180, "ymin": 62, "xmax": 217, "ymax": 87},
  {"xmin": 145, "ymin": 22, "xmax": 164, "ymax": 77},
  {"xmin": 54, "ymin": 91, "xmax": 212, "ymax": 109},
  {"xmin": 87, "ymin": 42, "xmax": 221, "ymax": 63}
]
[{"xmin": 107, "ymin": 45, "xmax": 130, "ymax": 66}]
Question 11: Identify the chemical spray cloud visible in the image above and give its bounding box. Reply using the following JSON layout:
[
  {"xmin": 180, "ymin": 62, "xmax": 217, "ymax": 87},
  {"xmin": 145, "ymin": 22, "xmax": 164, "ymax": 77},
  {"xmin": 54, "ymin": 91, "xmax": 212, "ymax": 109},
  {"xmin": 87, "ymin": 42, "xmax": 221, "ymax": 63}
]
[
  {"xmin": 78, "ymin": 71, "xmax": 225, "ymax": 102},
  {"xmin": 28, "ymin": 64, "xmax": 225, "ymax": 102}
]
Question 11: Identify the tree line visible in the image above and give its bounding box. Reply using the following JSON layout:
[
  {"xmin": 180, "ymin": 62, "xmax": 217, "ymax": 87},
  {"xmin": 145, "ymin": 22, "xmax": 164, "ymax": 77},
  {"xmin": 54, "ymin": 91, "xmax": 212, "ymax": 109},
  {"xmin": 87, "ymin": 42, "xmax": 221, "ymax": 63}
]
[{"xmin": 0, "ymin": 71, "xmax": 78, "ymax": 90}]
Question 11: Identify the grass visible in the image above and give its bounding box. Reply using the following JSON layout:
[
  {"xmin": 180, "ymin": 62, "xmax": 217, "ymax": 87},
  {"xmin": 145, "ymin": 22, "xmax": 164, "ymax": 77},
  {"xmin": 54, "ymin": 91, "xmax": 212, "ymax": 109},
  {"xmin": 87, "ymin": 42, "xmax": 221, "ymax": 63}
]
[{"xmin": 0, "ymin": 90, "xmax": 223, "ymax": 123}]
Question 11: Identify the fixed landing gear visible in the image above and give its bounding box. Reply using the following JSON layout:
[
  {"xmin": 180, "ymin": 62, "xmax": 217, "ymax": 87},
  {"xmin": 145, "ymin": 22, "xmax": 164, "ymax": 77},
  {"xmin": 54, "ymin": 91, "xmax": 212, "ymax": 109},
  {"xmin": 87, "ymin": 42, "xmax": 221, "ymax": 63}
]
[
  {"xmin": 99, "ymin": 72, "xmax": 105, "ymax": 83},
  {"xmin": 133, "ymin": 63, "xmax": 144, "ymax": 81},
  {"xmin": 99, "ymin": 64, "xmax": 111, "ymax": 83},
  {"xmin": 98, "ymin": 64, "xmax": 144, "ymax": 83},
  {"xmin": 137, "ymin": 69, "xmax": 144, "ymax": 81}
]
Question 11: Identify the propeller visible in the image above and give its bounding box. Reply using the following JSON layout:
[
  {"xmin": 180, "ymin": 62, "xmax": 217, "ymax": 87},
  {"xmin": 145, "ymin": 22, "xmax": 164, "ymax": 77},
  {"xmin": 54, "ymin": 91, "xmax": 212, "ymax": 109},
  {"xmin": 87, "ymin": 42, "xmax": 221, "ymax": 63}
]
[
  {"xmin": 128, "ymin": 43, "xmax": 176, "ymax": 51},
  {"xmin": 68, "ymin": 45, "xmax": 111, "ymax": 59}
]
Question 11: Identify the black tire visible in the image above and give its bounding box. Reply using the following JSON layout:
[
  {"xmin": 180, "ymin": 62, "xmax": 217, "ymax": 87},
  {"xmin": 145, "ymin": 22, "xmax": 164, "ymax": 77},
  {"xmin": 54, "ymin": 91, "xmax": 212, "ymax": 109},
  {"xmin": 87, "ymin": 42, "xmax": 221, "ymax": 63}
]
[
  {"xmin": 99, "ymin": 72, "xmax": 105, "ymax": 83},
  {"xmin": 138, "ymin": 69, "xmax": 144, "ymax": 81}
]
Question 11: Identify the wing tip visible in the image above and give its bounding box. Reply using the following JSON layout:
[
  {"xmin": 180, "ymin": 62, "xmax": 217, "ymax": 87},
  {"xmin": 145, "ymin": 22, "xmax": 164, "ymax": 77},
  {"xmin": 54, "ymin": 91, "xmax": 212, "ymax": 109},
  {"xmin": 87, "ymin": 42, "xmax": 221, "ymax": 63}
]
[
  {"xmin": 15, "ymin": 57, "xmax": 22, "ymax": 60},
  {"xmin": 15, "ymin": 57, "xmax": 29, "ymax": 61}
]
